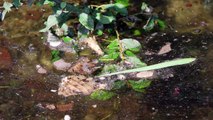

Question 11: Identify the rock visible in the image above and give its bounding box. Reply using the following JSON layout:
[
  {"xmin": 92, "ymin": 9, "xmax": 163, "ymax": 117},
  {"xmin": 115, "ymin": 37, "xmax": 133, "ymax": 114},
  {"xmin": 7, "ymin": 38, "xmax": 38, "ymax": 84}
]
[
  {"xmin": 157, "ymin": 42, "xmax": 172, "ymax": 55},
  {"xmin": 36, "ymin": 65, "xmax": 47, "ymax": 74},
  {"xmin": 53, "ymin": 59, "xmax": 71, "ymax": 71},
  {"xmin": 0, "ymin": 47, "xmax": 12, "ymax": 69}
]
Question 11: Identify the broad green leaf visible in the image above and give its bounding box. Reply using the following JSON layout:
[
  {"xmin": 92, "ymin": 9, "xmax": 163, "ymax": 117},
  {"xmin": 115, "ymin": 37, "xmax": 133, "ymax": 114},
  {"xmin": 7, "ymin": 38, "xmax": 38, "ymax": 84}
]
[
  {"xmin": 115, "ymin": 0, "xmax": 129, "ymax": 7},
  {"xmin": 128, "ymin": 79, "xmax": 151, "ymax": 92},
  {"xmin": 2, "ymin": 2, "xmax": 13, "ymax": 20},
  {"xmin": 121, "ymin": 38, "xmax": 141, "ymax": 52},
  {"xmin": 114, "ymin": 3, "xmax": 128, "ymax": 16},
  {"xmin": 98, "ymin": 58, "xmax": 196, "ymax": 77},
  {"xmin": 133, "ymin": 29, "xmax": 141, "ymax": 36},
  {"xmin": 78, "ymin": 25, "xmax": 89, "ymax": 38},
  {"xmin": 13, "ymin": 0, "xmax": 21, "ymax": 8},
  {"xmin": 95, "ymin": 13, "xmax": 115, "ymax": 24},
  {"xmin": 125, "ymin": 50, "xmax": 136, "ymax": 57},
  {"xmin": 125, "ymin": 57, "xmax": 147, "ymax": 68},
  {"xmin": 40, "ymin": 15, "xmax": 58, "ymax": 32},
  {"xmin": 90, "ymin": 90, "xmax": 115, "ymax": 101},
  {"xmin": 79, "ymin": 13, "xmax": 94, "ymax": 30},
  {"xmin": 143, "ymin": 17, "xmax": 155, "ymax": 31}
]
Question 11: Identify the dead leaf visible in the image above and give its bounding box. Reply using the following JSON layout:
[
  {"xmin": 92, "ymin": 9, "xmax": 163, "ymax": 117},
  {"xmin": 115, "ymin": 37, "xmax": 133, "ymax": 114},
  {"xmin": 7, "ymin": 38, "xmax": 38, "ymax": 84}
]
[
  {"xmin": 157, "ymin": 42, "xmax": 172, "ymax": 55},
  {"xmin": 81, "ymin": 36, "xmax": 104, "ymax": 55},
  {"xmin": 58, "ymin": 75, "xmax": 107, "ymax": 97},
  {"xmin": 136, "ymin": 71, "xmax": 155, "ymax": 78},
  {"xmin": 68, "ymin": 57, "xmax": 98, "ymax": 75},
  {"xmin": 56, "ymin": 102, "xmax": 74, "ymax": 112}
]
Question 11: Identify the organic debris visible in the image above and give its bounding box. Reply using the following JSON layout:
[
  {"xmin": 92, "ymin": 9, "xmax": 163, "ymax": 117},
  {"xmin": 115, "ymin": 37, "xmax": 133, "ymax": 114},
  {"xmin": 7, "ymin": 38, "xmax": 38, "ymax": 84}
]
[
  {"xmin": 58, "ymin": 75, "xmax": 107, "ymax": 97},
  {"xmin": 80, "ymin": 36, "xmax": 104, "ymax": 56},
  {"xmin": 157, "ymin": 42, "xmax": 172, "ymax": 55},
  {"xmin": 0, "ymin": 47, "xmax": 12, "ymax": 69},
  {"xmin": 53, "ymin": 59, "xmax": 71, "ymax": 71},
  {"xmin": 56, "ymin": 102, "xmax": 74, "ymax": 112},
  {"xmin": 68, "ymin": 57, "xmax": 99, "ymax": 75}
]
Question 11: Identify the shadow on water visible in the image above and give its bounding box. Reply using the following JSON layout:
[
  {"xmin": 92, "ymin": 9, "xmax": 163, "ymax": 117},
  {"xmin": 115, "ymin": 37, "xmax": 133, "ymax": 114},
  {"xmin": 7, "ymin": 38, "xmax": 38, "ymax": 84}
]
[{"xmin": 0, "ymin": 0, "xmax": 213, "ymax": 120}]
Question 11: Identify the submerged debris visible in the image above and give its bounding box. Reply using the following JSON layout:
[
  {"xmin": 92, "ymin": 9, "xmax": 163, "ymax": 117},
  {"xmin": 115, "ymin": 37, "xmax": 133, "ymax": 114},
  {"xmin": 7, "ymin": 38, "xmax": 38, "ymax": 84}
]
[
  {"xmin": 68, "ymin": 57, "xmax": 99, "ymax": 75},
  {"xmin": 80, "ymin": 36, "xmax": 104, "ymax": 55},
  {"xmin": 58, "ymin": 75, "xmax": 107, "ymax": 97}
]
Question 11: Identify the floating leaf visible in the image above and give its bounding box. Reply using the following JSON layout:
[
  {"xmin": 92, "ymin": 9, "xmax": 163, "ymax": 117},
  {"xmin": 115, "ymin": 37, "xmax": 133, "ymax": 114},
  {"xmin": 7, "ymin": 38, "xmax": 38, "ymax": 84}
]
[
  {"xmin": 79, "ymin": 13, "xmax": 94, "ymax": 30},
  {"xmin": 90, "ymin": 90, "xmax": 115, "ymax": 101},
  {"xmin": 99, "ymin": 58, "xmax": 196, "ymax": 77},
  {"xmin": 128, "ymin": 79, "xmax": 151, "ymax": 92},
  {"xmin": 95, "ymin": 13, "xmax": 115, "ymax": 24},
  {"xmin": 125, "ymin": 57, "xmax": 147, "ymax": 68},
  {"xmin": 2, "ymin": 2, "xmax": 13, "ymax": 21},
  {"xmin": 40, "ymin": 15, "xmax": 58, "ymax": 32},
  {"xmin": 121, "ymin": 38, "xmax": 141, "ymax": 52}
]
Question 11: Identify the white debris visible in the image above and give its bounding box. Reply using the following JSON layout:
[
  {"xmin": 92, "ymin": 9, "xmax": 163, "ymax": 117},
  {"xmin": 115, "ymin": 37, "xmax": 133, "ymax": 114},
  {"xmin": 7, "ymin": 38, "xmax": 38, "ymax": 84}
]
[
  {"xmin": 64, "ymin": 115, "xmax": 71, "ymax": 120},
  {"xmin": 158, "ymin": 42, "xmax": 172, "ymax": 55}
]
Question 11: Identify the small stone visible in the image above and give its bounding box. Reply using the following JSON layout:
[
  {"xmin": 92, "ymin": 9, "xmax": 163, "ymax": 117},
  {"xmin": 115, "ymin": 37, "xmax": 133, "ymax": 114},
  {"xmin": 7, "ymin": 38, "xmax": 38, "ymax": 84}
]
[
  {"xmin": 53, "ymin": 59, "xmax": 71, "ymax": 71},
  {"xmin": 36, "ymin": 65, "xmax": 47, "ymax": 74}
]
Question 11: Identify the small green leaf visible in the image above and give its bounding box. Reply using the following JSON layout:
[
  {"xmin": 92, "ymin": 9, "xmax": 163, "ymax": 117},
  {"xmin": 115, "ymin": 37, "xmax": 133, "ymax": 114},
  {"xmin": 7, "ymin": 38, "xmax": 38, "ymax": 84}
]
[
  {"xmin": 40, "ymin": 15, "xmax": 58, "ymax": 32},
  {"xmin": 51, "ymin": 50, "xmax": 61, "ymax": 62},
  {"xmin": 141, "ymin": 2, "xmax": 148, "ymax": 11},
  {"xmin": 125, "ymin": 57, "xmax": 147, "ymax": 68},
  {"xmin": 125, "ymin": 50, "xmax": 136, "ymax": 57},
  {"xmin": 62, "ymin": 36, "xmax": 72, "ymax": 43},
  {"xmin": 156, "ymin": 19, "xmax": 166, "ymax": 30},
  {"xmin": 79, "ymin": 13, "xmax": 94, "ymax": 30},
  {"xmin": 95, "ymin": 13, "xmax": 115, "ymax": 24},
  {"xmin": 115, "ymin": 0, "xmax": 129, "ymax": 7},
  {"xmin": 96, "ymin": 29, "xmax": 103, "ymax": 36},
  {"xmin": 114, "ymin": 3, "xmax": 128, "ymax": 16},
  {"xmin": 99, "ymin": 52, "xmax": 119, "ymax": 62},
  {"xmin": 128, "ymin": 79, "xmax": 151, "ymax": 92},
  {"xmin": 133, "ymin": 29, "xmax": 141, "ymax": 36},
  {"xmin": 121, "ymin": 38, "xmax": 141, "ymax": 52},
  {"xmin": 90, "ymin": 90, "xmax": 115, "ymax": 101},
  {"xmin": 60, "ymin": 2, "xmax": 66, "ymax": 9}
]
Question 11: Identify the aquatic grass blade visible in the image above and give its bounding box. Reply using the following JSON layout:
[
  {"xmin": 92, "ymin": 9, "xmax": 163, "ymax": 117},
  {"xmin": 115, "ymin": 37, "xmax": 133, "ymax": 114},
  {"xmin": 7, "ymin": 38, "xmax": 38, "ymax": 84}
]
[{"xmin": 98, "ymin": 58, "xmax": 196, "ymax": 77}]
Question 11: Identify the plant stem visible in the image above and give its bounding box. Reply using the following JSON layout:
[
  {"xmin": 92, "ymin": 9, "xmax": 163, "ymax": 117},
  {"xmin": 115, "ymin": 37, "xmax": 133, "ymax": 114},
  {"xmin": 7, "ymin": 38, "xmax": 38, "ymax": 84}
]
[{"xmin": 115, "ymin": 30, "xmax": 125, "ymax": 61}]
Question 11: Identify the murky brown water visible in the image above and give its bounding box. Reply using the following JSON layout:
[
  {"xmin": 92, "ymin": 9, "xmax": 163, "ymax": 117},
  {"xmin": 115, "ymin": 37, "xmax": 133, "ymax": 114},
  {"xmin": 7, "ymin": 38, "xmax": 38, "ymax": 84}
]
[{"xmin": 0, "ymin": 0, "xmax": 213, "ymax": 120}]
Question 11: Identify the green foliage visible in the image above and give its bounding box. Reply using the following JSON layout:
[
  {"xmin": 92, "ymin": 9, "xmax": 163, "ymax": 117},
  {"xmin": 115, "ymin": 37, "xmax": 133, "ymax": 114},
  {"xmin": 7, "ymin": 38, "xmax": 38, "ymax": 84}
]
[
  {"xmin": 99, "ymin": 58, "xmax": 196, "ymax": 77},
  {"xmin": 90, "ymin": 90, "xmax": 115, "ymax": 100},
  {"xmin": 125, "ymin": 57, "xmax": 147, "ymax": 68},
  {"xmin": 51, "ymin": 50, "xmax": 61, "ymax": 62},
  {"xmin": 95, "ymin": 13, "xmax": 115, "ymax": 24},
  {"xmin": 112, "ymin": 81, "xmax": 126, "ymax": 90},
  {"xmin": 115, "ymin": 0, "xmax": 129, "ymax": 7},
  {"xmin": 40, "ymin": 15, "xmax": 58, "ymax": 32},
  {"xmin": 13, "ymin": 0, "xmax": 21, "ymax": 8},
  {"xmin": 79, "ymin": 13, "xmax": 94, "ymax": 30},
  {"xmin": 128, "ymin": 79, "xmax": 151, "ymax": 92},
  {"xmin": 62, "ymin": 36, "xmax": 72, "ymax": 43},
  {"xmin": 121, "ymin": 38, "xmax": 142, "ymax": 52}
]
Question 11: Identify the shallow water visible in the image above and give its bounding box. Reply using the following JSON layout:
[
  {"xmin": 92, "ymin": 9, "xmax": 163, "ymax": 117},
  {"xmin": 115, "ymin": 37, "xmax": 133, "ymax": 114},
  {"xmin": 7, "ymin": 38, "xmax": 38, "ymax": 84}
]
[{"xmin": 0, "ymin": 1, "xmax": 213, "ymax": 120}]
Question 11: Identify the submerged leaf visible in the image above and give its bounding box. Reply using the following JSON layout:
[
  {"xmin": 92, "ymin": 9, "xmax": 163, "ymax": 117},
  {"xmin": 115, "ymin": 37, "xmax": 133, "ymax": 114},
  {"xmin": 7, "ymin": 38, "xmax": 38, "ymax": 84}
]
[
  {"xmin": 40, "ymin": 15, "xmax": 58, "ymax": 32},
  {"xmin": 79, "ymin": 13, "xmax": 94, "ymax": 30},
  {"xmin": 99, "ymin": 58, "xmax": 196, "ymax": 77},
  {"xmin": 95, "ymin": 13, "xmax": 115, "ymax": 24},
  {"xmin": 121, "ymin": 38, "xmax": 141, "ymax": 52},
  {"xmin": 2, "ymin": 2, "xmax": 13, "ymax": 20},
  {"xmin": 115, "ymin": 0, "xmax": 129, "ymax": 7},
  {"xmin": 128, "ymin": 79, "xmax": 151, "ymax": 92},
  {"xmin": 90, "ymin": 90, "xmax": 115, "ymax": 100}
]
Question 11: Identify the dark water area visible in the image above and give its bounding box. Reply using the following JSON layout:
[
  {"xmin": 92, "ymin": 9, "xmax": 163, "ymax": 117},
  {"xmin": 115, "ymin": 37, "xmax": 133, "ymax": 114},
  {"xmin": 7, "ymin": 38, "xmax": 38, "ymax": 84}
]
[{"xmin": 0, "ymin": 0, "xmax": 213, "ymax": 120}]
